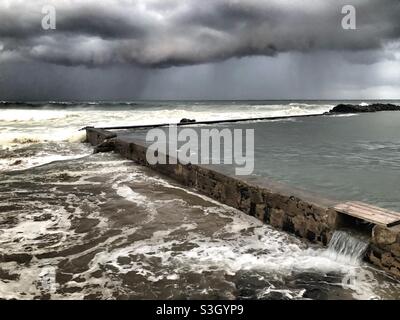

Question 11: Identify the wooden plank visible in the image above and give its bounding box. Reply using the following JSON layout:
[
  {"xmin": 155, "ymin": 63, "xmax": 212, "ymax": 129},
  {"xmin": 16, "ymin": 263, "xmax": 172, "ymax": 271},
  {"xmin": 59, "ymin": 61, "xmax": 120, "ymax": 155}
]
[
  {"xmin": 335, "ymin": 202, "xmax": 399, "ymax": 227},
  {"xmin": 334, "ymin": 201, "xmax": 400, "ymax": 227}
]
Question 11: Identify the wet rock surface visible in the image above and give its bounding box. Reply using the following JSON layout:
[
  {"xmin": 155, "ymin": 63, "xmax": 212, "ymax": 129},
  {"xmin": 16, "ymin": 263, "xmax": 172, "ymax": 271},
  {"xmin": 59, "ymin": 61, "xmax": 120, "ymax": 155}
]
[{"xmin": 180, "ymin": 118, "xmax": 196, "ymax": 124}]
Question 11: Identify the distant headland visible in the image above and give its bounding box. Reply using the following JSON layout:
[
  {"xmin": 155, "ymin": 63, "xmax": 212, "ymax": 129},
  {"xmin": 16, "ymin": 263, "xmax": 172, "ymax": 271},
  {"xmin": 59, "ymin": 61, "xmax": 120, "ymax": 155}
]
[{"xmin": 328, "ymin": 103, "xmax": 400, "ymax": 114}]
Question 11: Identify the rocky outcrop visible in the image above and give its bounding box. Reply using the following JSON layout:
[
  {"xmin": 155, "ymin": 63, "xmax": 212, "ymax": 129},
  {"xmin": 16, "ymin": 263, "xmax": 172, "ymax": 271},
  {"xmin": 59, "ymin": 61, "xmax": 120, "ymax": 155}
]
[
  {"xmin": 368, "ymin": 225, "xmax": 400, "ymax": 277},
  {"xmin": 180, "ymin": 118, "xmax": 196, "ymax": 124},
  {"xmin": 329, "ymin": 103, "xmax": 400, "ymax": 114}
]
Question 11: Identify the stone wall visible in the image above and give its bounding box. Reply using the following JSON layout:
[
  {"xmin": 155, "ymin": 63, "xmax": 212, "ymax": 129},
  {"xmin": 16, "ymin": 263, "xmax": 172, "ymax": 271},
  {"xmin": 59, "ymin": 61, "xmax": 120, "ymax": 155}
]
[
  {"xmin": 86, "ymin": 128, "xmax": 338, "ymax": 246},
  {"xmin": 368, "ymin": 225, "xmax": 400, "ymax": 277},
  {"xmin": 86, "ymin": 128, "xmax": 400, "ymax": 278}
]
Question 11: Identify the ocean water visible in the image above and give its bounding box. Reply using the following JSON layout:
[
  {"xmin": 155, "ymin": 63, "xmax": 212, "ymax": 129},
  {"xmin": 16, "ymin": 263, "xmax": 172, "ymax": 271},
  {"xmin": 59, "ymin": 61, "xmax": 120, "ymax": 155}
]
[
  {"xmin": 1, "ymin": 152, "xmax": 399, "ymax": 299},
  {"xmin": 114, "ymin": 104, "xmax": 400, "ymax": 211},
  {"xmin": 0, "ymin": 100, "xmax": 335, "ymax": 171},
  {"xmin": 197, "ymin": 112, "xmax": 400, "ymax": 211},
  {"xmin": 1, "ymin": 100, "xmax": 400, "ymax": 299},
  {"xmin": 250, "ymin": 112, "xmax": 400, "ymax": 211}
]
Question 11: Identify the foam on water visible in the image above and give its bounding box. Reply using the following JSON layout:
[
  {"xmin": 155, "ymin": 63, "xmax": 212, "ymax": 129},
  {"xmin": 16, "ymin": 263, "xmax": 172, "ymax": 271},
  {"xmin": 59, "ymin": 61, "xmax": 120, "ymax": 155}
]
[
  {"xmin": 1, "ymin": 102, "xmax": 400, "ymax": 299},
  {"xmin": 0, "ymin": 101, "xmax": 332, "ymax": 172},
  {"xmin": 0, "ymin": 153, "xmax": 399, "ymax": 299},
  {"xmin": 0, "ymin": 143, "xmax": 92, "ymax": 171},
  {"xmin": 0, "ymin": 102, "xmax": 332, "ymax": 143},
  {"xmin": 112, "ymin": 182, "xmax": 158, "ymax": 223}
]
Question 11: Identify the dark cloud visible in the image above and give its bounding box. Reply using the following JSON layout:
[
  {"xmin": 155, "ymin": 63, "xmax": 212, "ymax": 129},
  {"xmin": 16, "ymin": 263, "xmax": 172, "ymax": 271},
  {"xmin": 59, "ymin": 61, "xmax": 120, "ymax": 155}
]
[
  {"xmin": 0, "ymin": 60, "xmax": 149, "ymax": 101},
  {"xmin": 1, "ymin": 51, "xmax": 399, "ymax": 101},
  {"xmin": 0, "ymin": 0, "xmax": 399, "ymax": 101},
  {"xmin": 1, "ymin": 0, "xmax": 400, "ymax": 68}
]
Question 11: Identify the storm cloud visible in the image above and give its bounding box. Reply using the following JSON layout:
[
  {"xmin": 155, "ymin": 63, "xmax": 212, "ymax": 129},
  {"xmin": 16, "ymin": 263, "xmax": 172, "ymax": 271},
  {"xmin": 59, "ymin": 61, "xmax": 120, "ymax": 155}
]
[
  {"xmin": 1, "ymin": 0, "xmax": 400, "ymax": 68},
  {"xmin": 1, "ymin": 0, "xmax": 400, "ymax": 100}
]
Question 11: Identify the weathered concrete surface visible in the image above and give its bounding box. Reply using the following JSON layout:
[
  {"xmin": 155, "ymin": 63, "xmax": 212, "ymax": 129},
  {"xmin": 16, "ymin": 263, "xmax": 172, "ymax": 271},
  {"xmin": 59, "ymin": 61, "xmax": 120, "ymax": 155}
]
[
  {"xmin": 85, "ymin": 128, "xmax": 117, "ymax": 145},
  {"xmin": 86, "ymin": 127, "xmax": 400, "ymax": 278}
]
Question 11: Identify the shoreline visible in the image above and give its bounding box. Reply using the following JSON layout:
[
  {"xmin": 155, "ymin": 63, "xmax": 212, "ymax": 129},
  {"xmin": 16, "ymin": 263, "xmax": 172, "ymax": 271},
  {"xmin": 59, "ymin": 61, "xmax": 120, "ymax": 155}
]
[
  {"xmin": 85, "ymin": 123, "xmax": 400, "ymax": 279},
  {"xmin": 84, "ymin": 102, "xmax": 400, "ymax": 131}
]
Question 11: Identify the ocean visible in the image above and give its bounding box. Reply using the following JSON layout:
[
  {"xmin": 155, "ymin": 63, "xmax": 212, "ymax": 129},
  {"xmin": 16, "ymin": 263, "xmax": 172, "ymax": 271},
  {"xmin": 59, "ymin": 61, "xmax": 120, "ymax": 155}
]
[
  {"xmin": 1, "ymin": 100, "xmax": 400, "ymax": 299},
  {"xmin": 0, "ymin": 100, "xmax": 336, "ymax": 171}
]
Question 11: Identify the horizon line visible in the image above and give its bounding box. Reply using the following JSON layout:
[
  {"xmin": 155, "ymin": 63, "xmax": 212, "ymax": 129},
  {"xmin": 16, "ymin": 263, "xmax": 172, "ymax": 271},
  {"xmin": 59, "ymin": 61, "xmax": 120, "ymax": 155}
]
[{"xmin": 1, "ymin": 98, "xmax": 400, "ymax": 103}]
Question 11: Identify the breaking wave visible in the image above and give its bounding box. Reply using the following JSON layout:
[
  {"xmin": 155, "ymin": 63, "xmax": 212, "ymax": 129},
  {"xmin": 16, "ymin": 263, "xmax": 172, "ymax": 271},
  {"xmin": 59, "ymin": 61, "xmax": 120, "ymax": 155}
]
[{"xmin": 0, "ymin": 100, "xmax": 332, "ymax": 171}]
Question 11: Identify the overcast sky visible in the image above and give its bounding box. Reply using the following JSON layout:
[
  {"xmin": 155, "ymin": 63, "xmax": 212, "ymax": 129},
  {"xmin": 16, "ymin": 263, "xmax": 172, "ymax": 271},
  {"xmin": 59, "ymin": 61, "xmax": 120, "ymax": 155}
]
[{"xmin": 0, "ymin": 0, "xmax": 399, "ymax": 100}]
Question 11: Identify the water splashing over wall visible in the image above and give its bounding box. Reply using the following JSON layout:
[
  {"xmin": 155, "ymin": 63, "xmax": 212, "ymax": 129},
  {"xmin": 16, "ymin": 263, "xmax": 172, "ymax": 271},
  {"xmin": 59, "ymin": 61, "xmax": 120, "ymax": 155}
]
[{"xmin": 325, "ymin": 231, "xmax": 369, "ymax": 265}]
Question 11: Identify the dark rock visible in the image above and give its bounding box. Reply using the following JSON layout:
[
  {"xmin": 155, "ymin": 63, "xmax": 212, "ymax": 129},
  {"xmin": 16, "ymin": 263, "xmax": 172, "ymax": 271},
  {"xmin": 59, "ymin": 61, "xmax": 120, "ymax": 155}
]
[
  {"xmin": 240, "ymin": 187, "xmax": 250, "ymax": 199},
  {"xmin": 283, "ymin": 218, "xmax": 295, "ymax": 233},
  {"xmin": 329, "ymin": 103, "xmax": 400, "ymax": 114},
  {"xmin": 263, "ymin": 206, "xmax": 271, "ymax": 224},
  {"xmin": 249, "ymin": 202, "xmax": 256, "ymax": 216},
  {"xmin": 179, "ymin": 118, "xmax": 196, "ymax": 123},
  {"xmin": 94, "ymin": 139, "xmax": 115, "ymax": 153},
  {"xmin": 320, "ymin": 233, "xmax": 328, "ymax": 246},
  {"xmin": 306, "ymin": 231, "xmax": 316, "ymax": 242}
]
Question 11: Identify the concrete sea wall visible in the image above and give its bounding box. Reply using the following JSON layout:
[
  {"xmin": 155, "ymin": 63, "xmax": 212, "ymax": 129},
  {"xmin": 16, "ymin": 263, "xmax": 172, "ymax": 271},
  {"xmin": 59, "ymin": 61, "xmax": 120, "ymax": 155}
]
[{"xmin": 86, "ymin": 128, "xmax": 400, "ymax": 278}]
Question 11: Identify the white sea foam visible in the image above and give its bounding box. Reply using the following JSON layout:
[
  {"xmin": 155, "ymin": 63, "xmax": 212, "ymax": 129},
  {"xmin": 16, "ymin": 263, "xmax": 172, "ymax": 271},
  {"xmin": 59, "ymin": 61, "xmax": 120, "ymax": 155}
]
[
  {"xmin": 0, "ymin": 129, "xmax": 86, "ymax": 145},
  {"xmin": 0, "ymin": 103, "xmax": 333, "ymax": 128},
  {"xmin": 82, "ymin": 167, "xmax": 385, "ymax": 298},
  {"xmin": 0, "ymin": 148, "xmax": 92, "ymax": 172},
  {"xmin": 1, "ymin": 150, "xmax": 399, "ymax": 300},
  {"xmin": 112, "ymin": 179, "xmax": 158, "ymax": 223},
  {"xmin": 329, "ymin": 113, "xmax": 358, "ymax": 117},
  {"xmin": 0, "ymin": 109, "xmax": 70, "ymax": 122},
  {"xmin": 0, "ymin": 102, "xmax": 332, "ymax": 171},
  {"xmin": 3, "ymin": 102, "xmax": 399, "ymax": 299}
]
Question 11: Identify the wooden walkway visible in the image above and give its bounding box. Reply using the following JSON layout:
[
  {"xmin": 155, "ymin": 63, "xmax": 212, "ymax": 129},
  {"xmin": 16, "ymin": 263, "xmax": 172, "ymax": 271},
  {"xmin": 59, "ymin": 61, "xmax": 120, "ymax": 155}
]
[{"xmin": 334, "ymin": 201, "xmax": 400, "ymax": 228}]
